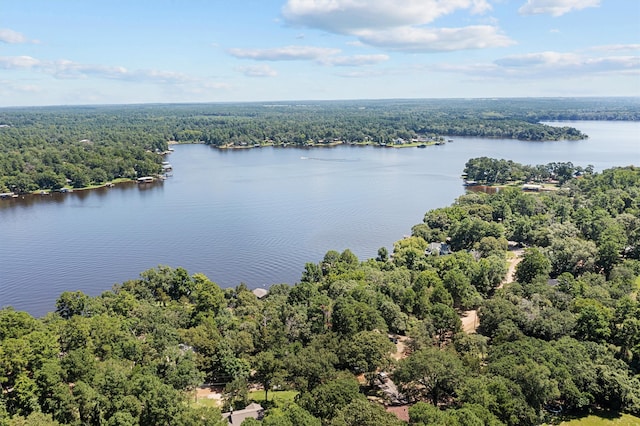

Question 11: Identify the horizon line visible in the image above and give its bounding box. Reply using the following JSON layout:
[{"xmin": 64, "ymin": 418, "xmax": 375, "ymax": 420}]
[{"xmin": 2, "ymin": 95, "xmax": 640, "ymax": 110}]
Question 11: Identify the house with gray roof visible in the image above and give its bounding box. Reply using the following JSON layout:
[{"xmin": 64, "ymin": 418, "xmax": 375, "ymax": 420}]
[{"xmin": 222, "ymin": 402, "xmax": 264, "ymax": 424}]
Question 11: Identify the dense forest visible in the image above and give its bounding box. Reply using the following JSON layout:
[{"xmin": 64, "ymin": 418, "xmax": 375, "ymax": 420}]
[
  {"xmin": 1, "ymin": 161, "xmax": 639, "ymax": 425},
  {"xmin": 1, "ymin": 97, "xmax": 638, "ymax": 193}
]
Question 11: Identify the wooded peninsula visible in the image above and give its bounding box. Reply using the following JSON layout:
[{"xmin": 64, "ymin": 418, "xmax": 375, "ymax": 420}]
[
  {"xmin": 1, "ymin": 97, "xmax": 638, "ymax": 194},
  {"xmin": 1, "ymin": 156, "xmax": 639, "ymax": 425}
]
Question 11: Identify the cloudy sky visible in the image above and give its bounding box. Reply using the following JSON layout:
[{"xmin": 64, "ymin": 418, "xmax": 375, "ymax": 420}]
[{"xmin": 1, "ymin": 0, "xmax": 638, "ymax": 106}]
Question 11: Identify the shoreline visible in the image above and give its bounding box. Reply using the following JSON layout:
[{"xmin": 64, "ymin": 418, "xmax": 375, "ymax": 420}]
[
  {"xmin": 14, "ymin": 178, "xmax": 137, "ymax": 198},
  {"xmin": 13, "ymin": 150, "xmax": 177, "ymax": 196},
  {"xmin": 6, "ymin": 133, "xmax": 583, "ymax": 197},
  {"xmin": 12, "ymin": 177, "xmax": 165, "ymax": 199},
  {"xmin": 206, "ymin": 139, "xmax": 446, "ymax": 150},
  {"xmin": 465, "ymin": 181, "xmax": 561, "ymax": 193}
]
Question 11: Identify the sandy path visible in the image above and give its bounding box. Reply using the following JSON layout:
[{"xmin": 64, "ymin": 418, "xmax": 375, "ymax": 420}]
[
  {"xmin": 501, "ymin": 248, "xmax": 524, "ymax": 288},
  {"xmin": 194, "ymin": 386, "xmax": 224, "ymax": 406},
  {"xmin": 461, "ymin": 248, "xmax": 524, "ymax": 334},
  {"xmin": 391, "ymin": 335, "xmax": 410, "ymax": 360},
  {"xmin": 461, "ymin": 310, "xmax": 479, "ymax": 333}
]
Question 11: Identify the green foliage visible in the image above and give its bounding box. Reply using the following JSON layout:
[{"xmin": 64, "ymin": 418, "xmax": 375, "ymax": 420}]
[
  {"xmin": 1, "ymin": 158, "xmax": 639, "ymax": 424},
  {"xmin": 338, "ymin": 331, "xmax": 395, "ymax": 373},
  {"xmin": 260, "ymin": 403, "xmax": 320, "ymax": 426},
  {"xmin": 287, "ymin": 336, "xmax": 339, "ymax": 391},
  {"xmin": 430, "ymin": 303, "xmax": 462, "ymax": 346},
  {"xmin": 253, "ymin": 351, "xmax": 286, "ymax": 402},
  {"xmin": 409, "ymin": 402, "xmax": 447, "ymax": 425},
  {"xmin": 515, "ymin": 248, "xmax": 551, "ymax": 284},
  {"xmin": 394, "ymin": 346, "xmax": 465, "ymax": 405},
  {"xmin": 464, "ymin": 157, "xmax": 584, "ymax": 185},
  {"xmin": 572, "ymin": 298, "xmax": 613, "ymax": 342},
  {"xmin": 0, "ymin": 309, "xmax": 39, "ymax": 341},
  {"xmin": 297, "ymin": 374, "xmax": 363, "ymax": 420},
  {"xmin": 330, "ymin": 399, "xmax": 405, "ymax": 426},
  {"xmin": 55, "ymin": 291, "xmax": 90, "ymax": 319}
]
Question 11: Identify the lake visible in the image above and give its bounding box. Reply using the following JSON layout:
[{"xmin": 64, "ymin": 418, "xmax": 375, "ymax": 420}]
[{"xmin": 1, "ymin": 120, "xmax": 638, "ymax": 317}]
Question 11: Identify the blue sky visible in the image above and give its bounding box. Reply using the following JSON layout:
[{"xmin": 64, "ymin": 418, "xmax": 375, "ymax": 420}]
[{"xmin": 1, "ymin": 0, "xmax": 638, "ymax": 106}]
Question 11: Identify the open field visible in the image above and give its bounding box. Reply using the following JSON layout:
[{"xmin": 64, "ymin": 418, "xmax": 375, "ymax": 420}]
[
  {"xmin": 249, "ymin": 390, "xmax": 298, "ymax": 405},
  {"xmin": 549, "ymin": 411, "xmax": 640, "ymax": 426}
]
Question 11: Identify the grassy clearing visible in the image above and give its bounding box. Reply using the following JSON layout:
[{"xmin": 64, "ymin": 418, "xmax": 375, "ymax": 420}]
[
  {"xmin": 75, "ymin": 178, "xmax": 133, "ymax": 191},
  {"xmin": 249, "ymin": 390, "xmax": 298, "ymax": 405},
  {"xmin": 190, "ymin": 397, "xmax": 220, "ymax": 408},
  {"xmin": 189, "ymin": 389, "xmax": 298, "ymax": 410},
  {"xmin": 548, "ymin": 411, "xmax": 640, "ymax": 426}
]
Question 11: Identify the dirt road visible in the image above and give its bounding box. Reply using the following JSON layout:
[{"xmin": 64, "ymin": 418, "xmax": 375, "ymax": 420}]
[
  {"xmin": 461, "ymin": 248, "xmax": 524, "ymax": 334},
  {"xmin": 391, "ymin": 335, "xmax": 410, "ymax": 361},
  {"xmin": 502, "ymin": 248, "xmax": 524, "ymax": 289}
]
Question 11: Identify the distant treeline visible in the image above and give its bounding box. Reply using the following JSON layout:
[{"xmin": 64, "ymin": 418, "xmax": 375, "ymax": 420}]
[{"xmin": 1, "ymin": 98, "xmax": 638, "ymax": 193}]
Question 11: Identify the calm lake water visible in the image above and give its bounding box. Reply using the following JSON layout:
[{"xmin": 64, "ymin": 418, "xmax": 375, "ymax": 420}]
[{"xmin": 1, "ymin": 121, "xmax": 638, "ymax": 317}]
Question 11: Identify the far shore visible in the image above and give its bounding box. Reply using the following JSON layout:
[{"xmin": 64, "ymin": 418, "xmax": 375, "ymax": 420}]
[
  {"xmin": 171, "ymin": 139, "xmax": 448, "ymax": 150},
  {"xmin": 13, "ymin": 138, "xmax": 450, "ymax": 196}
]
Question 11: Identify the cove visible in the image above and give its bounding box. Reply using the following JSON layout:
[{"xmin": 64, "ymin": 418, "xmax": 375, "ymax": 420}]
[{"xmin": 1, "ymin": 120, "xmax": 638, "ymax": 317}]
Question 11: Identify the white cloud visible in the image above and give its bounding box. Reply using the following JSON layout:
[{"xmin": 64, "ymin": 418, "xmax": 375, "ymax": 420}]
[
  {"xmin": 588, "ymin": 44, "xmax": 640, "ymax": 53},
  {"xmin": 228, "ymin": 45, "xmax": 387, "ymax": 67},
  {"xmin": 0, "ymin": 56, "xmax": 41, "ymax": 69},
  {"xmin": 429, "ymin": 62, "xmax": 499, "ymax": 73},
  {"xmin": 236, "ymin": 64, "xmax": 278, "ymax": 77},
  {"xmin": 47, "ymin": 60, "xmax": 130, "ymax": 80},
  {"xmin": 494, "ymin": 52, "xmax": 640, "ymax": 75},
  {"xmin": 0, "ymin": 79, "xmax": 42, "ymax": 93},
  {"xmin": 519, "ymin": 0, "xmax": 600, "ymax": 17},
  {"xmin": 0, "ymin": 55, "xmax": 194, "ymax": 84},
  {"xmin": 494, "ymin": 51, "xmax": 582, "ymax": 67},
  {"xmin": 281, "ymin": 0, "xmax": 516, "ymax": 53},
  {"xmin": 0, "ymin": 55, "xmax": 232, "ymax": 97},
  {"xmin": 335, "ymin": 69, "xmax": 390, "ymax": 78},
  {"xmin": 437, "ymin": 50, "xmax": 640, "ymax": 79},
  {"xmin": 0, "ymin": 29, "xmax": 32, "ymax": 44},
  {"xmin": 130, "ymin": 69, "xmax": 193, "ymax": 84},
  {"xmin": 356, "ymin": 25, "xmax": 514, "ymax": 52},
  {"xmin": 320, "ymin": 54, "xmax": 389, "ymax": 66},
  {"xmin": 14, "ymin": 84, "xmax": 42, "ymax": 93},
  {"xmin": 201, "ymin": 81, "xmax": 232, "ymax": 90},
  {"xmin": 228, "ymin": 45, "xmax": 340, "ymax": 61},
  {"xmin": 282, "ymin": 0, "xmax": 491, "ymax": 33}
]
